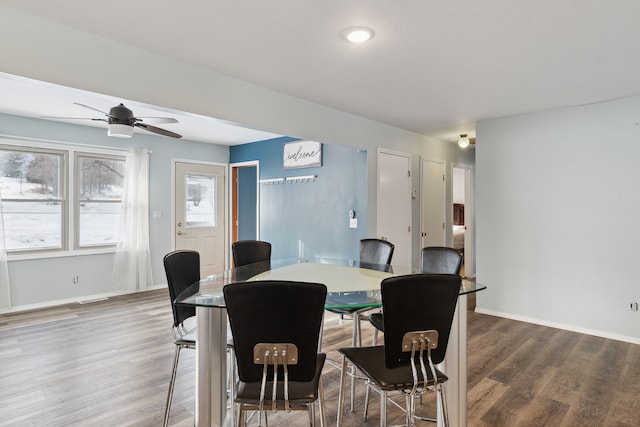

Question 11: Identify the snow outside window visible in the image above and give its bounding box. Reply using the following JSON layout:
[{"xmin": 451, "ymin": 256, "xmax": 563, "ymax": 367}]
[
  {"xmin": 0, "ymin": 148, "xmax": 65, "ymax": 251},
  {"xmin": 76, "ymin": 154, "xmax": 124, "ymax": 247},
  {"xmin": 0, "ymin": 144, "xmax": 126, "ymax": 254}
]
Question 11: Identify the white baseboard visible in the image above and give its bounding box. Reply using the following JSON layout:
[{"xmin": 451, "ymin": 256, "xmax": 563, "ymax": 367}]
[
  {"xmin": 475, "ymin": 307, "xmax": 640, "ymax": 345},
  {"xmin": 3, "ymin": 283, "xmax": 167, "ymax": 314}
]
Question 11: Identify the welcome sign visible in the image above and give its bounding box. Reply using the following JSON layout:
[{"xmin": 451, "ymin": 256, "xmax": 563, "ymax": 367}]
[{"xmin": 283, "ymin": 140, "xmax": 322, "ymax": 169}]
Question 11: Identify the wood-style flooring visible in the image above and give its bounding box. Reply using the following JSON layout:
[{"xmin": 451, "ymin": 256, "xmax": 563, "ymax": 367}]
[{"xmin": 1, "ymin": 290, "xmax": 639, "ymax": 426}]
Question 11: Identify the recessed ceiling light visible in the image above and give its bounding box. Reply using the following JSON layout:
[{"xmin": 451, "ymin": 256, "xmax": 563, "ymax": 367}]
[{"xmin": 343, "ymin": 27, "xmax": 374, "ymax": 43}]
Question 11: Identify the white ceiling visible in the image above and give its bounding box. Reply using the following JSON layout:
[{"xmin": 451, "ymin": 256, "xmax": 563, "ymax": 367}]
[{"xmin": 2, "ymin": 1, "xmax": 640, "ymax": 145}]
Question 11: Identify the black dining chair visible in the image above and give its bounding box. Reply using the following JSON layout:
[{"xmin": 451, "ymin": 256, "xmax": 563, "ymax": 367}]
[
  {"xmin": 337, "ymin": 274, "xmax": 461, "ymax": 427},
  {"xmin": 163, "ymin": 249, "xmax": 237, "ymax": 427},
  {"xmin": 162, "ymin": 249, "xmax": 200, "ymax": 427},
  {"xmin": 232, "ymin": 239, "xmax": 272, "ymax": 267},
  {"xmin": 325, "ymin": 238, "xmax": 394, "ymax": 411},
  {"xmin": 327, "ymin": 238, "xmax": 395, "ymax": 346},
  {"xmin": 224, "ymin": 280, "xmax": 328, "ymax": 427},
  {"xmin": 369, "ymin": 246, "xmax": 462, "ymax": 345}
]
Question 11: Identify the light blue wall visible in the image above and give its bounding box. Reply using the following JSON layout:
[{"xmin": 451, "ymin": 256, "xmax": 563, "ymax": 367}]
[
  {"xmin": 231, "ymin": 138, "xmax": 368, "ymax": 260},
  {"xmin": 0, "ymin": 112, "xmax": 228, "ymax": 307}
]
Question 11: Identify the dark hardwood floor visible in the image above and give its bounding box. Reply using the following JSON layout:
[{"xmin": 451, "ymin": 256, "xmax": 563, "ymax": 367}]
[{"xmin": 1, "ymin": 290, "xmax": 638, "ymax": 426}]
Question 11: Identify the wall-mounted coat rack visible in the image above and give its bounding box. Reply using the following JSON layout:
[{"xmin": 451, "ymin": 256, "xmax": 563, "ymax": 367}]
[{"xmin": 260, "ymin": 174, "xmax": 317, "ymax": 184}]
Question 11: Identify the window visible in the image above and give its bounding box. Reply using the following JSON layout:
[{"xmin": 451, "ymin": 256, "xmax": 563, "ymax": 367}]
[
  {"xmin": 76, "ymin": 154, "xmax": 124, "ymax": 247},
  {"xmin": 0, "ymin": 142, "xmax": 125, "ymax": 254},
  {"xmin": 0, "ymin": 148, "xmax": 66, "ymax": 251}
]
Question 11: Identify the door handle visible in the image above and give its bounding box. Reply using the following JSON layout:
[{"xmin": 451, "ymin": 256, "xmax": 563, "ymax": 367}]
[{"xmin": 177, "ymin": 230, "xmax": 188, "ymax": 236}]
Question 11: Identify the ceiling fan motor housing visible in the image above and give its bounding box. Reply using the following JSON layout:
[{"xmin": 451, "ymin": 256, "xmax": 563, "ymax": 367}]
[{"xmin": 109, "ymin": 103, "xmax": 135, "ymax": 125}]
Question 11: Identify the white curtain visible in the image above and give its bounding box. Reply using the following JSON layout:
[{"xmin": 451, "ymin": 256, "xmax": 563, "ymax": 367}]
[
  {"xmin": 112, "ymin": 147, "xmax": 153, "ymax": 292},
  {"xmin": 0, "ymin": 189, "xmax": 11, "ymax": 312}
]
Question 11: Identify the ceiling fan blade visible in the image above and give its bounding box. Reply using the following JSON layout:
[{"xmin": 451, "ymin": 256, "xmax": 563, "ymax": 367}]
[
  {"xmin": 134, "ymin": 117, "xmax": 179, "ymax": 125},
  {"xmin": 135, "ymin": 122, "xmax": 182, "ymax": 139},
  {"xmin": 73, "ymin": 102, "xmax": 111, "ymax": 117},
  {"xmin": 41, "ymin": 115, "xmax": 107, "ymax": 122}
]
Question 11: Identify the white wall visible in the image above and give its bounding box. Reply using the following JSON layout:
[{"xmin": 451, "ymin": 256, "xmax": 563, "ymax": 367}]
[{"xmin": 476, "ymin": 96, "xmax": 640, "ymax": 343}]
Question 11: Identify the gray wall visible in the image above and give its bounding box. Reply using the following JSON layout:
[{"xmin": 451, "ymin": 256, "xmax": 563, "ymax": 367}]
[
  {"xmin": 1, "ymin": 113, "xmax": 228, "ymax": 307},
  {"xmin": 476, "ymin": 95, "xmax": 640, "ymax": 342}
]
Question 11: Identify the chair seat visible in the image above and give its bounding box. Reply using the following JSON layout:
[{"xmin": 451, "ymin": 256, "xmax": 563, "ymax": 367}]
[
  {"xmin": 235, "ymin": 353, "xmax": 326, "ymax": 404},
  {"xmin": 339, "ymin": 346, "xmax": 447, "ymax": 391},
  {"xmin": 368, "ymin": 312, "xmax": 384, "ymax": 332}
]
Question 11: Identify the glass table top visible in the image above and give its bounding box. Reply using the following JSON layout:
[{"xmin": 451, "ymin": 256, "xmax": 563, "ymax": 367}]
[{"xmin": 175, "ymin": 257, "xmax": 486, "ymax": 310}]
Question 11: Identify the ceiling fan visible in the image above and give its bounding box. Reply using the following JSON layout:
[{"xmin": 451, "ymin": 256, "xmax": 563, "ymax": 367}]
[{"xmin": 42, "ymin": 102, "xmax": 182, "ymax": 139}]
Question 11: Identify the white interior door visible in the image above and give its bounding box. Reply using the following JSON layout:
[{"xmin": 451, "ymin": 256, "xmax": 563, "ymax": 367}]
[
  {"xmin": 420, "ymin": 158, "xmax": 446, "ymax": 248},
  {"xmin": 377, "ymin": 149, "xmax": 412, "ymax": 267},
  {"xmin": 174, "ymin": 161, "xmax": 226, "ymax": 277}
]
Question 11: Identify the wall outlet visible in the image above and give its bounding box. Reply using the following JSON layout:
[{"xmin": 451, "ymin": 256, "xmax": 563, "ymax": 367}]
[{"xmin": 630, "ymin": 302, "xmax": 639, "ymax": 312}]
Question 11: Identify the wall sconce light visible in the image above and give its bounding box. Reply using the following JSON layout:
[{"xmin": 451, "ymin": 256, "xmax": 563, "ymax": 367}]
[{"xmin": 458, "ymin": 134, "xmax": 470, "ymax": 149}]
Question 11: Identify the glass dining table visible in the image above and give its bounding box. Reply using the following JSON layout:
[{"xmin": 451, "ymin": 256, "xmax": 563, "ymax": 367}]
[{"xmin": 175, "ymin": 257, "xmax": 486, "ymax": 427}]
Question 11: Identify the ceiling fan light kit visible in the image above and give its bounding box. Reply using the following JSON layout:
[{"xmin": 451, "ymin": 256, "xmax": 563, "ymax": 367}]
[{"xmin": 107, "ymin": 123, "xmax": 134, "ymax": 138}]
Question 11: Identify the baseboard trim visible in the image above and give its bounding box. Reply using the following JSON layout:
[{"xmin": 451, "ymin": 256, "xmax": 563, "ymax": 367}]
[
  {"xmin": 3, "ymin": 284, "xmax": 167, "ymax": 314},
  {"xmin": 475, "ymin": 307, "xmax": 640, "ymax": 345}
]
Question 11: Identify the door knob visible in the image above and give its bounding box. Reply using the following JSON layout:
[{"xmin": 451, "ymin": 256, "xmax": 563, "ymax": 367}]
[{"xmin": 177, "ymin": 230, "xmax": 188, "ymax": 236}]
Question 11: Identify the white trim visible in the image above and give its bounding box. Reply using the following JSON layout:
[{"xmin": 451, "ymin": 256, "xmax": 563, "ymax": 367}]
[
  {"xmin": 2, "ymin": 284, "xmax": 166, "ymax": 313},
  {"xmin": 475, "ymin": 307, "xmax": 640, "ymax": 345}
]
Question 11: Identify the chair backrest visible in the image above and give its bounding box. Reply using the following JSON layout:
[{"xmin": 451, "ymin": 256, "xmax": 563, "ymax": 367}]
[
  {"xmin": 224, "ymin": 280, "xmax": 327, "ymax": 383},
  {"xmin": 163, "ymin": 250, "xmax": 200, "ymax": 327},
  {"xmin": 421, "ymin": 246, "xmax": 463, "ymax": 275},
  {"xmin": 360, "ymin": 238, "xmax": 395, "ymax": 270},
  {"xmin": 232, "ymin": 240, "xmax": 272, "ymax": 267},
  {"xmin": 381, "ymin": 274, "xmax": 460, "ymax": 368}
]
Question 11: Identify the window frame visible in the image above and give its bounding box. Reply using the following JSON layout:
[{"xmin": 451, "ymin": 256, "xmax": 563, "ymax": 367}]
[
  {"xmin": 0, "ymin": 144, "xmax": 68, "ymax": 253},
  {"xmin": 0, "ymin": 138, "xmax": 127, "ymax": 259}
]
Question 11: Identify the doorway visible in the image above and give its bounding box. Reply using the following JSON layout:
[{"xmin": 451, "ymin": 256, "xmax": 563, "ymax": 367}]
[
  {"xmin": 173, "ymin": 161, "xmax": 227, "ymax": 277},
  {"xmin": 452, "ymin": 163, "xmax": 474, "ymax": 278},
  {"xmin": 230, "ymin": 161, "xmax": 260, "ymax": 259}
]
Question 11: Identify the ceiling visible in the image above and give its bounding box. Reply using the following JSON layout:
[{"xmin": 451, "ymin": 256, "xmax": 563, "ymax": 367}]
[{"xmin": 1, "ymin": 1, "xmax": 640, "ymax": 145}]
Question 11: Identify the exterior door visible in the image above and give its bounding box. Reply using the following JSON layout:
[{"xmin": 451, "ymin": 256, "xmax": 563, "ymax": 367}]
[
  {"xmin": 174, "ymin": 161, "xmax": 226, "ymax": 277},
  {"xmin": 420, "ymin": 158, "xmax": 446, "ymax": 248},
  {"xmin": 377, "ymin": 149, "xmax": 412, "ymax": 267}
]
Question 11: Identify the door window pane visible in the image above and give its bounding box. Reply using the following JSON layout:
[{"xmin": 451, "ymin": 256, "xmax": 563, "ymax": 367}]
[{"xmin": 185, "ymin": 174, "xmax": 216, "ymax": 227}]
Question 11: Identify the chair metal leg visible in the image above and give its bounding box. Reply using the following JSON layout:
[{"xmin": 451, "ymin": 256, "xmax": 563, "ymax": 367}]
[
  {"xmin": 237, "ymin": 404, "xmax": 245, "ymax": 427},
  {"xmin": 349, "ymin": 315, "xmax": 360, "ymax": 411},
  {"xmin": 309, "ymin": 403, "xmax": 315, "ymax": 427},
  {"xmin": 163, "ymin": 345, "xmax": 182, "ymax": 427},
  {"xmin": 318, "ymin": 376, "xmax": 326, "ymax": 427},
  {"xmin": 336, "ymin": 355, "xmax": 349, "ymax": 427},
  {"xmin": 439, "ymin": 383, "xmax": 449, "ymax": 427},
  {"xmin": 363, "ymin": 380, "xmax": 371, "ymax": 420},
  {"xmin": 379, "ymin": 390, "xmax": 387, "ymax": 427}
]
